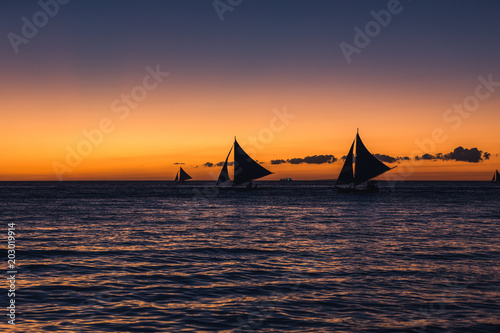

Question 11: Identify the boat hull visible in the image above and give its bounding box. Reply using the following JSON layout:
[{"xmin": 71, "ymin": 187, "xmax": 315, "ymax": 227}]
[
  {"xmin": 216, "ymin": 185, "xmax": 258, "ymax": 192},
  {"xmin": 335, "ymin": 185, "xmax": 379, "ymax": 193}
]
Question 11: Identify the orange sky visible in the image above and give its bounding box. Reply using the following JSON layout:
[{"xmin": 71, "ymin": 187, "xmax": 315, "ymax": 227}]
[
  {"xmin": 1, "ymin": 73, "xmax": 498, "ymax": 181},
  {"xmin": 1, "ymin": 2, "xmax": 499, "ymax": 181}
]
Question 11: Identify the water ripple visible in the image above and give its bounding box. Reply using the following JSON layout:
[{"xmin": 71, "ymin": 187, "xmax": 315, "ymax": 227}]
[{"xmin": 1, "ymin": 181, "xmax": 499, "ymax": 332}]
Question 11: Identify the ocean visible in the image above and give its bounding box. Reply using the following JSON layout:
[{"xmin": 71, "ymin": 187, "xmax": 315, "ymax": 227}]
[{"xmin": 1, "ymin": 181, "xmax": 499, "ymax": 332}]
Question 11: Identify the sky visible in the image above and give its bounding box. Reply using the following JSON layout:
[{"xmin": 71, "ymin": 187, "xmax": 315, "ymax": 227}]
[{"xmin": 1, "ymin": 0, "xmax": 499, "ymax": 181}]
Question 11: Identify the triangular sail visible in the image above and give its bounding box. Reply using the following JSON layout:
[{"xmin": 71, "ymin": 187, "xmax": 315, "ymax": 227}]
[
  {"xmin": 233, "ymin": 139, "xmax": 272, "ymax": 185},
  {"xmin": 354, "ymin": 133, "xmax": 391, "ymax": 185},
  {"xmin": 179, "ymin": 167, "xmax": 192, "ymax": 182},
  {"xmin": 174, "ymin": 172, "xmax": 178, "ymax": 181},
  {"xmin": 494, "ymin": 170, "xmax": 500, "ymax": 183},
  {"xmin": 216, "ymin": 146, "xmax": 233, "ymax": 185},
  {"xmin": 335, "ymin": 140, "xmax": 355, "ymax": 186}
]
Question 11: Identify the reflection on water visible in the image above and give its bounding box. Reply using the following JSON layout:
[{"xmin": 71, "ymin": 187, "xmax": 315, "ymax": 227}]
[{"xmin": 1, "ymin": 181, "xmax": 499, "ymax": 332}]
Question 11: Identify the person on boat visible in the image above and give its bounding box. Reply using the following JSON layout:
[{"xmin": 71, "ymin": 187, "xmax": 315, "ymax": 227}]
[{"xmin": 246, "ymin": 181, "xmax": 252, "ymax": 189}]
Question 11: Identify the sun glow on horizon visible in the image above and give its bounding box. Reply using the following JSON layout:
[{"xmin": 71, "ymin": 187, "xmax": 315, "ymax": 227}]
[{"xmin": 1, "ymin": 1, "xmax": 499, "ymax": 182}]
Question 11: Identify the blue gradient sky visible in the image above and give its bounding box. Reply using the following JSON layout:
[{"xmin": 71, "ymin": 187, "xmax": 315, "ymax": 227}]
[{"xmin": 1, "ymin": 0, "xmax": 499, "ymax": 180}]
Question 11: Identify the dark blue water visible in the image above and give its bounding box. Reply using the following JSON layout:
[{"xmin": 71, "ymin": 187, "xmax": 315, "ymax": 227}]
[{"xmin": 1, "ymin": 181, "xmax": 499, "ymax": 332}]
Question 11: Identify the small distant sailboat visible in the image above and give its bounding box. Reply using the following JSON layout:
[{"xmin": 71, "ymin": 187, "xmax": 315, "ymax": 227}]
[
  {"xmin": 335, "ymin": 130, "xmax": 395, "ymax": 193},
  {"xmin": 174, "ymin": 167, "xmax": 192, "ymax": 183},
  {"xmin": 492, "ymin": 170, "xmax": 500, "ymax": 183},
  {"xmin": 280, "ymin": 177, "xmax": 293, "ymax": 182},
  {"xmin": 216, "ymin": 137, "xmax": 273, "ymax": 190}
]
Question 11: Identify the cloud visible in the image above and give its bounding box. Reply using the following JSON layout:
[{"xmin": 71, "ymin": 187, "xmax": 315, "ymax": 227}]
[
  {"xmin": 201, "ymin": 147, "xmax": 486, "ymax": 169},
  {"xmin": 304, "ymin": 155, "xmax": 338, "ymax": 164},
  {"xmin": 342, "ymin": 154, "xmax": 409, "ymax": 163},
  {"xmin": 200, "ymin": 161, "xmax": 234, "ymax": 167},
  {"xmin": 374, "ymin": 154, "xmax": 397, "ymax": 163},
  {"xmin": 289, "ymin": 155, "xmax": 338, "ymax": 164},
  {"xmin": 173, "ymin": 162, "xmax": 185, "ymax": 165},
  {"xmin": 287, "ymin": 158, "xmax": 304, "ymax": 164},
  {"xmin": 415, "ymin": 153, "xmax": 438, "ymax": 161},
  {"xmin": 445, "ymin": 147, "xmax": 483, "ymax": 163},
  {"xmin": 271, "ymin": 155, "xmax": 337, "ymax": 165},
  {"xmin": 215, "ymin": 161, "xmax": 234, "ymax": 167},
  {"xmin": 373, "ymin": 154, "xmax": 410, "ymax": 163},
  {"xmin": 415, "ymin": 146, "xmax": 486, "ymax": 163}
]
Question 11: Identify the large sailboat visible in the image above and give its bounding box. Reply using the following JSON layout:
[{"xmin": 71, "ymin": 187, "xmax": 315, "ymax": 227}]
[
  {"xmin": 335, "ymin": 130, "xmax": 395, "ymax": 193},
  {"xmin": 492, "ymin": 170, "xmax": 500, "ymax": 183},
  {"xmin": 174, "ymin": 167, "xmax": 192, "ymax": 183},
  {"xmin": 216, "ymin": 138, "xmax": 273, "ymax": 190}
]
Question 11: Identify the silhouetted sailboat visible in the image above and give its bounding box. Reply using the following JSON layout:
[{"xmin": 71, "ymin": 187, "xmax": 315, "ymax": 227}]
[
  {"xmin": 216, "ymin": 137, "xmax": 272, "ymax": 190},
  {"xmin": 174, "ymin": 167, "xmax": 192, "ymax": 183},
  {"xmin": 335, "ymin": 130, "xmax": 395, "ymax": 192},
  {"xmin": 492, "ymin": 170, "xmax": 500, "ymax": 183}
]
